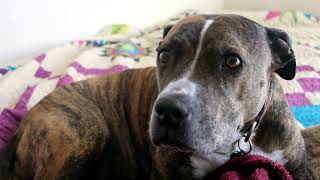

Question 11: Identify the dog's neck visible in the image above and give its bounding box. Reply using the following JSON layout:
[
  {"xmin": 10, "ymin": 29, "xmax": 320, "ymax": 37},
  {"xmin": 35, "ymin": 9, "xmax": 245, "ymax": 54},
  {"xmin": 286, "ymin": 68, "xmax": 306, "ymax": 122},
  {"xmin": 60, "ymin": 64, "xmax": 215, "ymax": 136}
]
[{"xmin": 253, "ymin": 75, "xmax": 306, "ymax": 173}]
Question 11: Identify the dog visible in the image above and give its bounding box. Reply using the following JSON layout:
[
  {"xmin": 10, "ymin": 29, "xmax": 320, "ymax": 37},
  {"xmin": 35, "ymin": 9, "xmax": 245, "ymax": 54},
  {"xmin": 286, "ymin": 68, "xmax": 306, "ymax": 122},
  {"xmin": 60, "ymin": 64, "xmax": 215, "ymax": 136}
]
[{"xmin": 0, "ymin": 14, "xmax": 312, "ymax": 180}]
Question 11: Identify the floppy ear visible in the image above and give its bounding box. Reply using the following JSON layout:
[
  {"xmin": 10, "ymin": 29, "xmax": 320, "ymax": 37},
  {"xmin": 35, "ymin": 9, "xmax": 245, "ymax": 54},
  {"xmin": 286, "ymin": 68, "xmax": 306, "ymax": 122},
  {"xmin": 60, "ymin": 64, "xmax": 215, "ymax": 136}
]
[
  {"xmin": 266, "ymin": 27, "xmax": 296, "ymax": 80},
  {"xmin": 156, "ymin": 25, "xmax": 174, "ymax": 51},
  {"xmin": 163, "ymin": 25, "xmax": 173, "ymax": 38}
]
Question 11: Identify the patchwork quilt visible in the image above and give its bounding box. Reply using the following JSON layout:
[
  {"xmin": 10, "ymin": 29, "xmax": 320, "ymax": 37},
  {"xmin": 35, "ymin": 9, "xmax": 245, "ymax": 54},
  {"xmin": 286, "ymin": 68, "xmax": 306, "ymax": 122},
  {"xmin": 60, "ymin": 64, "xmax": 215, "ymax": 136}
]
[{"xmin": 0, "ymin": 10, "xmax": 319, "ymax": 151}]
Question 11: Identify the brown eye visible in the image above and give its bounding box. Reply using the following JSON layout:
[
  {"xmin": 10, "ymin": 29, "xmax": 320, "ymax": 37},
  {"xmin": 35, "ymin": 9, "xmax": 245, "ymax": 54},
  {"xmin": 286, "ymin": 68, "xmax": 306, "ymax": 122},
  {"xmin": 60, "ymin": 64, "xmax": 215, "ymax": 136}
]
[
  {"xmin": 225, "ymin": 56, "xmax": 242, "ymax": 69},
  {"xmin": 158, "ymin": 51, "xmax": 171, "ymax": 65}
]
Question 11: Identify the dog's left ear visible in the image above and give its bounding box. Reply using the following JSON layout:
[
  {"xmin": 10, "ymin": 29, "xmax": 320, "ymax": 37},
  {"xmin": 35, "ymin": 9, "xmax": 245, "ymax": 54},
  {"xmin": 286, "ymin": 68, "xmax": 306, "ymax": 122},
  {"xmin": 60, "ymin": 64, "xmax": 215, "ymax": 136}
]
[
  {"xmin": 266, "ymin": 27, "xmax": 296, "ymax": 80},
  {"xmin": 163, "ymin": 25, "xmax": 173, "ymax": 38},
  {"xmin": 157, "ymin": 25, "xmax": 173, "ymax": 51}
]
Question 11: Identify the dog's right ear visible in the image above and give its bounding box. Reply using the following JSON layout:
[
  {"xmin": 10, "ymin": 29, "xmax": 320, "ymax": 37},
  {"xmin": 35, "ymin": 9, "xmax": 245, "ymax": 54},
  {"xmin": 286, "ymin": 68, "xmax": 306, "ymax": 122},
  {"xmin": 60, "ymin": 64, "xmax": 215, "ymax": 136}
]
[
  {"xmin": 266, "ymin": 27, "xmax": 296, "ymax": 80},
  {"xmin": 163, "ymin": 25, "xmax": 173, "ymax": 38}
]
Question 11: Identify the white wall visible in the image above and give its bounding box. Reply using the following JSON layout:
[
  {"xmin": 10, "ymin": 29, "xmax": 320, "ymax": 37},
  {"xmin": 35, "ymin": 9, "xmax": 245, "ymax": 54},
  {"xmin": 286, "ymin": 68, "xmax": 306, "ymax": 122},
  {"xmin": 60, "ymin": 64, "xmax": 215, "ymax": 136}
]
[
  {"xmin": 0, "ymin": 0, "xmax": 222, "ymax": 64},
  {"xmin": 224, "ymin": 0, "xmax": 320, "ymax": 14},
  {"xmin": 3, "ymin": 0, "xmax": 318, "ymax": 64}
]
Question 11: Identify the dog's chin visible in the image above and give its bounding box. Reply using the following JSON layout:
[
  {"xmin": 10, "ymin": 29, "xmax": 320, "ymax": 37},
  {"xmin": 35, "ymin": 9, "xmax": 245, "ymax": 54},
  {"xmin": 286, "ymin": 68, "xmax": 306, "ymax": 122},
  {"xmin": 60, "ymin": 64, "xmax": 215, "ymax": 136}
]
[
  {"xmin": 189, "ymin": 146, "xmax": 233, "ymax": 164},
  {"xmin": 157, "ymin": 144, "xmax": 227, "ymax": 160},
  {"xmin": 190, "ymin": 149, "xmax": 215, "ymax": 161},
  {"xmin": 157, "ymin": 144, "xmax": 195, "ymax": 154},
  {"xmin": 195, "ymin": 150, "xmax": 229, "ymax": 160},
  {"xmin": 189, "ymin": 150, "xmax": 231, "ymax": 179}
]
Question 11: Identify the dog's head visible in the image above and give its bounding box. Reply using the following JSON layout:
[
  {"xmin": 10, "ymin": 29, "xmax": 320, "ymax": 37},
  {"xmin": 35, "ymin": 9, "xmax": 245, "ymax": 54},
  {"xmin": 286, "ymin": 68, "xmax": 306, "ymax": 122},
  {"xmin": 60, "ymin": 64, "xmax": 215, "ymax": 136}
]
[{"xmin": 149, "ymin": 15, "xmax": 295, "ymax": 160}]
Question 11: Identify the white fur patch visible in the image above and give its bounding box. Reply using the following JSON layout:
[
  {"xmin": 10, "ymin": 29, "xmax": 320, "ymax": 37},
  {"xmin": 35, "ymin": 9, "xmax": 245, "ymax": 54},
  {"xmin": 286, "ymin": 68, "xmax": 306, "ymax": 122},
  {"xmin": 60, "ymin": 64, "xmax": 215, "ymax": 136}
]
[
  {"xmin": 190, "ymin": 132, "xmax": 241, "ymax": 179},
  {"xmin": 186, "ymin": 19, "xmax": 214, "ymax": 78},
  {"xmin": 191, "ymin": 153, "xmax": 229, "ymax": 179},
  {"xmin": 160, "ymin": 78, "xmax": 197, "ymax": 97},
  {"xmin": 296, "ymin": 120, "xmax": 305, "ymax": 129},
  {"xmin": 251, "ymin": 147, "xmax": 288, "ymax": 165},
  {"xmin": 190, "ymin": 156, "xmax": 215, "ymax": 179}
]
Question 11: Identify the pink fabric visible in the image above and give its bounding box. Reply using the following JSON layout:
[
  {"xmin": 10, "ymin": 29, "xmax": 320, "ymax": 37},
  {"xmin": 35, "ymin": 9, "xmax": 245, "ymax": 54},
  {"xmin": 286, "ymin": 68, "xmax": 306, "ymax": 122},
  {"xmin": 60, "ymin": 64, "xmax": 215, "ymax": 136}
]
[
  {"xmin": 264, "ymin": 11, "xmax": 281, "ymax": 20},
  {"xmin": 205, "ymin": 154, "xmax": 293, "ymax": 180}
]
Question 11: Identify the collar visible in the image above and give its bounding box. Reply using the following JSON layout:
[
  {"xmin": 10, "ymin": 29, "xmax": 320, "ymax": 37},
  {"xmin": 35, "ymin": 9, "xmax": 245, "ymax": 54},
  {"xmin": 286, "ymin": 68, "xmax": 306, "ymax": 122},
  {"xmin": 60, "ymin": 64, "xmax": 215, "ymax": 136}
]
[{"xmin": 230, "ymin": 82, "xmax": 272, "ymax": 158}]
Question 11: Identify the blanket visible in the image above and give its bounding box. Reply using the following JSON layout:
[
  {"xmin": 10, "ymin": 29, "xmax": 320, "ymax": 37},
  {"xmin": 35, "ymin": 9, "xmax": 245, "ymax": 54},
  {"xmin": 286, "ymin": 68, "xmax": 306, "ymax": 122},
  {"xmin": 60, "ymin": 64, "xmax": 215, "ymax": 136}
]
[{"xmin": 0, "ymin": 10, "xmax": 320, "ymax": 151}]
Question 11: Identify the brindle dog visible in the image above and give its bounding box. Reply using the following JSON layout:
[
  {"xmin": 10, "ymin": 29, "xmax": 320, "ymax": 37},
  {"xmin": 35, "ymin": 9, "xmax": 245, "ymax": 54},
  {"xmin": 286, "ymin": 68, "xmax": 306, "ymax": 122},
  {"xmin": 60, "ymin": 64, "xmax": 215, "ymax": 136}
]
[{"xmin": 0, "ymin": 15, "xmax": 312, "ymax": 179}]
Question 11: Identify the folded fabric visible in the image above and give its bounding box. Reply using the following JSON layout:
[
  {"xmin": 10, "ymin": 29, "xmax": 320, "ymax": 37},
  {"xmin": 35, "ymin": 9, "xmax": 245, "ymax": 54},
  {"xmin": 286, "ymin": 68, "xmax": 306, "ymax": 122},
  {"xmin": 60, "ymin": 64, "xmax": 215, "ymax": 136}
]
[{"xmin": 205, "ymin": 154, "xmax": 292, "ymax": 180}]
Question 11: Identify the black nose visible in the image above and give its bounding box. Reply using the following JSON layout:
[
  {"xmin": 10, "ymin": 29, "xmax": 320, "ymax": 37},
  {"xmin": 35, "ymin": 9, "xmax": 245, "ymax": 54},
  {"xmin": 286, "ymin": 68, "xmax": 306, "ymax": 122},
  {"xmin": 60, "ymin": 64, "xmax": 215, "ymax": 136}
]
[{"xmin": 154, "ymin": 95, "xmax": 190, "ymax": 127}]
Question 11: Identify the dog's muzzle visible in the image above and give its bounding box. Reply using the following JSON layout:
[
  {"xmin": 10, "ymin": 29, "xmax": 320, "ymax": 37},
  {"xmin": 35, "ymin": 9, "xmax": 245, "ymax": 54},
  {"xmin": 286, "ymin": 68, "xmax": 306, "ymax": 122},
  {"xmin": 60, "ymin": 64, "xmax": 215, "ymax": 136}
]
[{"xmin": 151, "ymin": 92, "xmax": 192, "ymax": 146}]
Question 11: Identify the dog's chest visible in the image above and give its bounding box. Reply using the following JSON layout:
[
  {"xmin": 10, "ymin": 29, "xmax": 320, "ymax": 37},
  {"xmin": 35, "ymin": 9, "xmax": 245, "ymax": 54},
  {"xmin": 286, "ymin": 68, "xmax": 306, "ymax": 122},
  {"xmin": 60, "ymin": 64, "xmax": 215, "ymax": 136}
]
[{"xmin": 190, "ymin": 146, "xmax": 288, "ymax": 179}]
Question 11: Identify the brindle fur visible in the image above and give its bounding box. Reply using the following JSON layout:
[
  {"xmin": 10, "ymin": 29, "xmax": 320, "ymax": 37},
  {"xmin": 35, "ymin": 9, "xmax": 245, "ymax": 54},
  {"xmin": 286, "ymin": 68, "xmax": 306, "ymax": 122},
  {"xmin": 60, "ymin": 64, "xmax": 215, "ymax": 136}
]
[
  {"xmin": 1, "ymin": 68, "xmax": 160, "ymax": 179},
  {"xmin": 302, "ymin": 125, "xmax": 320, "ymax": 179}
]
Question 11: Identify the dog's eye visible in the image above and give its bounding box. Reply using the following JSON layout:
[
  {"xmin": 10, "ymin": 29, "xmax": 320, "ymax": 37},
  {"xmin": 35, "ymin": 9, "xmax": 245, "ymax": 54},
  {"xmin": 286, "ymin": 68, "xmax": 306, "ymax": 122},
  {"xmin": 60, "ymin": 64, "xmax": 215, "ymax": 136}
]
[
  {"xmin": 158, "ymin": 51, "xmax": 171, "ymax": 65},
  {"xmin": 224, "ymin": 55, "xmax": 242, "ymax": 69}
]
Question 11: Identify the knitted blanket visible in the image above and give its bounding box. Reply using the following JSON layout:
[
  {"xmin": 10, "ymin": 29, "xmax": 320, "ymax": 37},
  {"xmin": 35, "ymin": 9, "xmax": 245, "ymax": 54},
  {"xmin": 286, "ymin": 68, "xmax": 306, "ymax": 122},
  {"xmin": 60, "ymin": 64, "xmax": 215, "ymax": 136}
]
[
  {"xmin": 0, "ymin": 10, "xmax": 319, "ymax": 151},
  {"xmin": 205, "ymin": 154, "xmax": 293, "ymax": 180}
]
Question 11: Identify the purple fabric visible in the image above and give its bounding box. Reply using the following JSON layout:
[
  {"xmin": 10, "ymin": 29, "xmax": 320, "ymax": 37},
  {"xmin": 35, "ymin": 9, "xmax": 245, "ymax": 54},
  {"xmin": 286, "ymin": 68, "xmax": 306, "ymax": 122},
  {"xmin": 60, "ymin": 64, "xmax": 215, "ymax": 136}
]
[
  {"xmin": 296, "ymin": 65, "xmax": 315, "ymax": 72},
  {"xmin": 298, "ymin": 78, "xmax": 320, "ymax": 92},
  {"xmin": 57, "ymin": 74, "xmax": 74, "ymax": 87},
  {"xmin": 35, "ymin": 66, "xmax": 52, "ymax": 78},
  {"xmin": 34, "ymin": 54, "xmax": 46, "ymax": 64},
  {"xmin": 0, "ymin": 68, "xmax": 8, "ymax": 75},
  {"xmin": 56, "ymin": 64, "xmax": 128, "ymax": 87},
  {"xmin": 70, "ymin": 62, "xmax": 128, "ymax": 76},
  {"xmin": 0, "ymin": 109, "xmax": 26, "ymax": 146},
  {"xmin": 0, "ymin": 85, "xmax": 36, "ymax": 152},
  {"xmin": 285, "ymin": 93, "xmax": 311, "ymax": 106}
]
